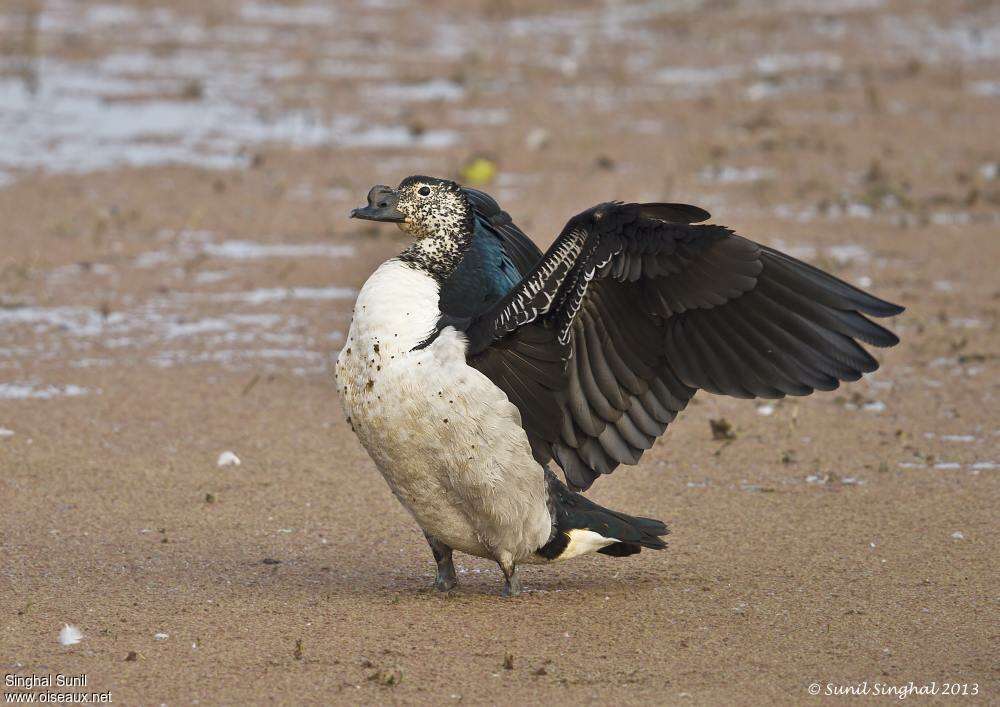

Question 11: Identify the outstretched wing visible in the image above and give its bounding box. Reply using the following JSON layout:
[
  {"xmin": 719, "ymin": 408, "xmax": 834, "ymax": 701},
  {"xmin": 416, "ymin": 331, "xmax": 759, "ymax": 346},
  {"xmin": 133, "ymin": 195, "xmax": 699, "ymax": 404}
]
[{"xmin": 465, "ymin": 201, "xmax": 903, "ymax": 491}]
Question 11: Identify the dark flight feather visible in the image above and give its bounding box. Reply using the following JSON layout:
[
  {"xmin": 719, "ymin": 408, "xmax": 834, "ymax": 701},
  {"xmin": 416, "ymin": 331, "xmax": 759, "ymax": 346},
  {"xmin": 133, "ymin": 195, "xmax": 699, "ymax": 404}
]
[{"xmin": 461, "ymin": 198, "xmax": 902, "ymax": 491}]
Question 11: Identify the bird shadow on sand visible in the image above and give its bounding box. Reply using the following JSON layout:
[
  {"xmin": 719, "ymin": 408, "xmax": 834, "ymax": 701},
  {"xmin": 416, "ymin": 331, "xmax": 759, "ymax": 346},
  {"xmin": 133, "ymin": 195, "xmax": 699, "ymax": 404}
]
[
  {"xmin": 46, "ymin": 528, "xmax": 680, "ymax": 606},
  {"xmin": 247, "ymin": 554, "xmax": 672, "ymax": 601}
]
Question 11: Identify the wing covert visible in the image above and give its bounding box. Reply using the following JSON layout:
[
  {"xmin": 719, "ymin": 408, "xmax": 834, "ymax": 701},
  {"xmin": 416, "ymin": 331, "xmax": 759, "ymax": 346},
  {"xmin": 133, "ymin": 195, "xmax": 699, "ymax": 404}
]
[{"xmin": 465, "ymin": 200, "xmax": 902, "ymax": 490}]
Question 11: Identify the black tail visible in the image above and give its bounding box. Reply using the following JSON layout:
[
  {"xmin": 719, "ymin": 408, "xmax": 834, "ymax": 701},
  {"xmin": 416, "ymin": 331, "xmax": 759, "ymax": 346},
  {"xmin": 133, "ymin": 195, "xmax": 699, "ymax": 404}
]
[{"xmin": 537, "ymin": 470, "xmax": 669, "ymax": 560}]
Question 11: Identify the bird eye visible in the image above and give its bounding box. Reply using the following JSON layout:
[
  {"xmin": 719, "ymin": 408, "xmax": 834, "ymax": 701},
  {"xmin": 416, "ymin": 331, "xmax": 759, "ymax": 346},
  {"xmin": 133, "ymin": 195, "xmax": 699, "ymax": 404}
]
[{"xmin": 418, "ymin": 186, "xmax": 431, "ymax": 197}]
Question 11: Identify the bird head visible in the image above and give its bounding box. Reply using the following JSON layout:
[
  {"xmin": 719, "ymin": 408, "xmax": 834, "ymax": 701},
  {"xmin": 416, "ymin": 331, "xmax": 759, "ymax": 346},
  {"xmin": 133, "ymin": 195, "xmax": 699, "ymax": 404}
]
[{"xmin": 351, "ymin": 176, "xmax": 472, "ymax": 241}]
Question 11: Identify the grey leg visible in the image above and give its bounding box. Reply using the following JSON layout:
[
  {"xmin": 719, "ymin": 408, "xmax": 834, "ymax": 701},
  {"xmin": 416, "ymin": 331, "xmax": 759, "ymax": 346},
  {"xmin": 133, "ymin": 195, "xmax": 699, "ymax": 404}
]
[
  {"xmin": 498, "ymin": 559, "xmax": 522, "ymax": 597},
  {"xmin": 424, "ymin": 533, "xmax": 457, "ymax": 592}
]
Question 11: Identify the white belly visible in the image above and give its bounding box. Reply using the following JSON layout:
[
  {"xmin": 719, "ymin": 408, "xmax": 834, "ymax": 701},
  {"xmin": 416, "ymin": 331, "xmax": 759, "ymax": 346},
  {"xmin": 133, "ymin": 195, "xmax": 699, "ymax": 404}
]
[{"xmin": 335, "ymin": 259, "xmax": 552, "ymax": 562}]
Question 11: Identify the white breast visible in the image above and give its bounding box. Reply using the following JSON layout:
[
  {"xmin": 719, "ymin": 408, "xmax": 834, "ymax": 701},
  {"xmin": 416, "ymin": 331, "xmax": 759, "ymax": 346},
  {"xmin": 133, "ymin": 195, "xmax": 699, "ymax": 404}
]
[
  {"xmin": 339, "ymin": 258, "xmax": 441, "ymax": 359},
  {"xmin": 334, "ymin": 258, "xmax": 552, "ymax": 563}
]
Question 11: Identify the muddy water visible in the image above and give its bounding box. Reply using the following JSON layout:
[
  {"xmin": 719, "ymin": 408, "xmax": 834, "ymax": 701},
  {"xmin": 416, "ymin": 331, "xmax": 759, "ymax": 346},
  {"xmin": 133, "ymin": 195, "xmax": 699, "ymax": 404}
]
[{"xmin": 1, "ymin": 0, "xmax": 997, "ymax": 387}]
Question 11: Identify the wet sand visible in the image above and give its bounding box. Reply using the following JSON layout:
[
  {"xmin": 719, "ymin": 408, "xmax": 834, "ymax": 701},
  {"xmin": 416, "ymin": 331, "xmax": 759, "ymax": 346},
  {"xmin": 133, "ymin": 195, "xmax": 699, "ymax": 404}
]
[{"xmin": 1, "ymin": 0, "xmax": 998, "ymax": 703}]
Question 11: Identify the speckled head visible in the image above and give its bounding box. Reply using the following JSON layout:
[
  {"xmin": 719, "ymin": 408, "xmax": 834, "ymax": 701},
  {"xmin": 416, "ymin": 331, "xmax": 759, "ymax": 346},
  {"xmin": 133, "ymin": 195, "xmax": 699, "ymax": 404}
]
[
  {"xmin": 394, "ymin": 176, "xmax": 472, "ymax": 241},
  {"xmin": 352, "ymin": 175, "xmax": 475, "ymax": 278}
]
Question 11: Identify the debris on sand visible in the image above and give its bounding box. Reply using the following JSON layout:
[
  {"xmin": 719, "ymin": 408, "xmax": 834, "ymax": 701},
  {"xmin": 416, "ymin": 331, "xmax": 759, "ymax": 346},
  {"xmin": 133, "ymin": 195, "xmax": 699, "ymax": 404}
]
[
  {"xmin": 740, "ymin": 483, "xmax": 775, "ymax": 493},
  {"xmin": 839, "ymin": 391, "xmax": 886, "ymax": 413},
  {"xmin": 503, "ymin": 652, "xmax": 514, "ymax": 670},
  {"xmin": 460, "ymin": 157, "xmax": 497, "ymax": 186},
  {"xmin": 525, "ymin": 127, "xmax": 550, "ymax": 151},
  {"xmin": 710, "ymin": 418, "xmax": 736, "ymax": 440},
  {"xmin": 594, "ymin": 155, "xmax": 616, "ymax": 171},
  {"xmin": 294, "ymin": 639, "xmax": 304, "ymax": 660},
  {"xmin": 217, "ymin": 451, "xmax": 241, "ymax": 467},
  {"xmin": 124, "ymin": 651, "xmax": 140, "ymax": 662},
  {"xmin": 533, "ymin": 658, "xmax": 553, "ymax": 676},
  {"xmin": 59, "ymin": 624, "xmax": 83, "ymax": 646},
  {"xmin": 368, "ymin": 667, "xmax": 402, "ymax": 686},
  {"xmin": 241, "ymin": 374, "xmax": 261, "ymax": 396},
  {"xmin": 951, "ymin": 531, "xmax": 965, "ymax": 540},
  {"xmin": 806, "ymin": 473, "xmax": 863, "ymax": 487}
]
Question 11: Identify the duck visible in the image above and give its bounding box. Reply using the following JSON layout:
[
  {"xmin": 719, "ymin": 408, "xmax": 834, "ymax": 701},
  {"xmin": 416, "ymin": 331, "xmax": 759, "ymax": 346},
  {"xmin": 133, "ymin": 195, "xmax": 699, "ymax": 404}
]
[{"xmin": 336, "ymin": 175, "xmax": 902, "ymax": 596}]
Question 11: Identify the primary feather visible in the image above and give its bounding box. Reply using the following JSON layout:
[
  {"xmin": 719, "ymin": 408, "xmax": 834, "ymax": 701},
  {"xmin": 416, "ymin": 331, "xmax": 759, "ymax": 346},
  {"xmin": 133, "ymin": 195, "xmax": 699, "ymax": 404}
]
[{"xmin": 463, "ymin": 200, "xmax": 903, "ymax": 490}]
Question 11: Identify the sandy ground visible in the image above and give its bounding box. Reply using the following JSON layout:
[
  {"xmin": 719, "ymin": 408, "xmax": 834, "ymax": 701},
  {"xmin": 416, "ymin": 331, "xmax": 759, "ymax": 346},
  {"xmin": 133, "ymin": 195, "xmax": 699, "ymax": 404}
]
[{"xmin": 1, "ymin": 0, "xmax": 998, "ymax": 704}]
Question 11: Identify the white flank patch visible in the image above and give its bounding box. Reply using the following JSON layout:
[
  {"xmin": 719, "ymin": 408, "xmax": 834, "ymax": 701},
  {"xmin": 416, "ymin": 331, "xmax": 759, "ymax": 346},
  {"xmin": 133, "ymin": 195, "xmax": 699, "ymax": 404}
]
[
  {"xmin": 59, "ymin": 624, "xmax": 83, "ymax": 646},
  {"xmin": 216, "ymin": 451, "xmax": 241, "ymax": 467},
  {"xmin": 558, "ymin": 529, "xmax": 619, "ymax": 560}
]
